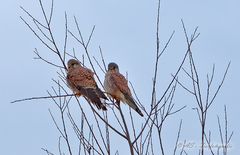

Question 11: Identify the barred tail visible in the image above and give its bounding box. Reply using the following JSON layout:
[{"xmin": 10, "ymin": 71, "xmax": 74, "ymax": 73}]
[{"xmin": 124, "ymin": 93, "xmax": 143, "ymax": 117}]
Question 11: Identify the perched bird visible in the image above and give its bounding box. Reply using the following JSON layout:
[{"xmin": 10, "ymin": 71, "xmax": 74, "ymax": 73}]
[
  {"xmin": 104, "ymin": 62, "xmax": 143, "ymax": 117},
  {"xmin": 66, "ymin": 59, "xmax": 108, "ymax": 110}
]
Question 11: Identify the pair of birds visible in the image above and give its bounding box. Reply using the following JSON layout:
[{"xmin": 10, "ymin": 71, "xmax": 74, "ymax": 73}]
[{"xmin": 66, "ymin": 59, "xmax": 143, "ymax": 117}]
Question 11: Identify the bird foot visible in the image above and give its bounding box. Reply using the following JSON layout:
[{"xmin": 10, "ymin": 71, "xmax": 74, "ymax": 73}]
[{"xmin": 75, "ymin": 92, "xmax": 81, "ymax": 97}]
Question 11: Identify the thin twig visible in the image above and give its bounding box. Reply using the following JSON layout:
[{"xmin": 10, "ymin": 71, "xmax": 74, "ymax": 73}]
[
  {"xmin": 173, "ymin": 120, "xmax": 183, "ymax": 155},
  {"xmin": 11, "ymin": 94, "xmax": 74, "ymax": 103}
]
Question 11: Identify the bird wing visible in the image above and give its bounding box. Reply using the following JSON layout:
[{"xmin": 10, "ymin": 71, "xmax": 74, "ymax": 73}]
[
  {"xmin": 68, "ymin": 67, "xmax": 96, "ymax": 88},
  {"xmin": 110, "ymin": 72, "xmax": 132, "ymax": 97},
  {"xmin": 76, "ymin": 86, "xmax": 107, "ymax": 110},
  {"xmin": 68, "ymin": 67, "xmax": 107, "ymax": 110},
  {"xmin": 110, "ymin": 72, "xmax": 143, "ymax": 116}
]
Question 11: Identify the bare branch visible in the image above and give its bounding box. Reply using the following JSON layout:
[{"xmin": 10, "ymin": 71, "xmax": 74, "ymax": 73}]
[
  {"xmin": 41, "ymin": 148, "xmax": 55, "ymax": 155},
  {"xmin": 33, "ymin": 19, "xmax": 53, "ymax": 43},
  {"xmin": 172, "ymin": 75, "xmax": 195, "ymax": 95},
  {"xmin": 173, "ymin": 120, "xmax": 183, "ymax": 155},
  {"xmin": 63, "ymin": 12, "xmax": 68, "ymax": 62},
  {"xmin": 33, "ymin": 49, "xmax": 64, "ymax": 68},
  {"xmin": 86, "ymin": 25, "xmax": 96, "ymax": 48},
  {"xmin": 20, "ymin": 6, "xmax": 48, "ymax": 29},
  {"xmin": 38, "ymin": 0, "xmax": 51, "ymax": 25},
  {"xmin": 118, "ymin": 104, "xmax": 135, "ymax": 155},
  {"xmin": 11, "ymin": 94, "xmax": 74, "ymax": 103},
  {"xmin": 158, "ymin": 30, "xmax": 175, "ymax": 58},
  {"xmin": 49, "ymin": 0, "xmax": 54, "ymax": 24},
  {"xmin": 207, "ymin": 62, "xmax": 231, "ymax": 109},
  {"xmin": 99, "ymin": 46, "xmax": 108, "ymax": 72},
  {"xmin": 20, "ymin": 16, "xmax": 56, "ymax": 53},
  {"xmin": 48, "ymin": 109, "xmax": 65, "ymax": 139},
  {"xmin": 93, "ymin": 56, "xmax": 106, "ymax": 74}
]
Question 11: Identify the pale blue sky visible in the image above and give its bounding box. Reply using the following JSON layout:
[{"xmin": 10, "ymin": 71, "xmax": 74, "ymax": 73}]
[{"xmin": 0, "ymin": 0, "xmax": 239, "ymax": 154}]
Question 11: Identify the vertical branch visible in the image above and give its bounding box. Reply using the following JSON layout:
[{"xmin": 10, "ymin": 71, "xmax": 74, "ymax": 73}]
[
  {"xmin": 38, "ymin": 0, "xmax": 67, "ymax": 69},
  {"xmin": 69, "ymin": 19, "xmax": 105, "ymax": 88},
  {"xmin": 60, "ymin": 106, "xmax": 73, "ymax": 155},
  {"xmin": 99, "ymin": 46, "xmax": 108, "ymax": 72},
  {"xmin": 151, "ymin": 0, "xmax": 161, "ymax": 107},
  {"xmin": 21, "ymin": 0, "xmax": 67, "ymax": 69},
  {"xmin": 180, "ymin": 20, "xmax": 231, "ymax": 155},
  {"xmin": 92, "ymin": 110, "xmax": 108, "ymax": 152},
  {"xmin": 46, "ymin": 81, "xmax": 73, "ymax": 155},
  {"xmin": 204, "ymin": 131, "xmax": 215, "ymax": 155},
  {"xmin": 217, "ymin": 105, "xmax": 233, "ymax": 155},
  {"xmin": 48, "ymin": 105, "xmax": 72, "ymax": 155},
  {"xmin": 74, "ymin": 97, "xmax": 105, "ymax": 155},
  {"xmin": 181, "ymin": 20, "xmax": 207, "ymax": 155},
  {"xmin": 154, "ymin": 81, "xmax": 185, "ymax": 155},
  {"xmin": 129, "ymin": 108, "xmax": 139, "ymax": 153},
  {"xmin": 104, "ymin": 112, "xmax": 111, "ymax": 155},
  {"xmin": 173, "ymin": 120, "xmax": 183, "ymax": 155},
  {"xmin": 224, "ymin": 106, "xmax": 228, "ymax": 155},
  {"xmin": 118, "ymin": 104, "xmax": 135, "ymax": 155},
  {"xmin": 63, "ymin": 12, "xmax": 68, "ymax": 63}
]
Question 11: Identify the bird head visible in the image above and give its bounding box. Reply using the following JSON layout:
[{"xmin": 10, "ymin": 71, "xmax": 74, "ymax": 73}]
[
  {"xmin": 67, "ymin": 59, "xmax": 81, "ymax": 70},
  {"xmin": 107, "ymin": 62, "xmax": 119, "ymax": 72}
]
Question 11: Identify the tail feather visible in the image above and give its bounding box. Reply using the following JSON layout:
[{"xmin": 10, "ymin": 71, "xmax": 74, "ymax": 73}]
[
  {"xmin": 76, "ymin": 86, "xmax": 107, "ymax": 110},
  {"xmin": 124, "ymin": 93, "xmax": 143, "ymax": 117},
  {"xmin": 96, "ymin": 87, "xmax": 108, "ymax": 100}
]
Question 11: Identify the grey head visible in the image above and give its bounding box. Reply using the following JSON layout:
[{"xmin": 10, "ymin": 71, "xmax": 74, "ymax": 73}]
[{"xmin": 108, "ymin": 62, "xmax": 119, "ymax": 72}]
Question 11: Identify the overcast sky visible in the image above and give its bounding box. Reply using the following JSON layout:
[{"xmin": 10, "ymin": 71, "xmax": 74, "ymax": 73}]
[{"xmin": 0, "ymin": 0, "xmax": 239, "ymax": 154}]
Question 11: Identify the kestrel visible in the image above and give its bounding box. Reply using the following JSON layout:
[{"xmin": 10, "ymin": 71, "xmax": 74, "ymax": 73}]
[
  {"xmin": 66, "ymin": 59, "xmax": 108, "ymax": 110},
  {"xmin": 104, "ymin": 62, "xmax": 143, "ymax": 117}
]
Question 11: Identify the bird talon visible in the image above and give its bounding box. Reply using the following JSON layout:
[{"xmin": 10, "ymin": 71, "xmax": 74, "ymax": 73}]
[{"xmin": 75, "ymin": 92, "xmax": 81, "ymax": 97}]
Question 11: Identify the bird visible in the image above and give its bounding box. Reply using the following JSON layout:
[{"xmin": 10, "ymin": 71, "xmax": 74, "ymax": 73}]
[
  {"xmin": 104, "ymin": 62, "xmax": 143, "ymax": 117},
  {"xmin": 66, "ymin": 59, "xmax": 108, "ymax": 110}
]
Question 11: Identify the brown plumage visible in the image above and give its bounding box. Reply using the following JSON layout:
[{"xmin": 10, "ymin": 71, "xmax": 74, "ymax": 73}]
[
  {"xmin": 66, "ymin": 59, "xmax": 107, "ymax": 110},
  {"xmin": 104, "ymin": 62, "xmax": 143, "ymax": 116}
]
